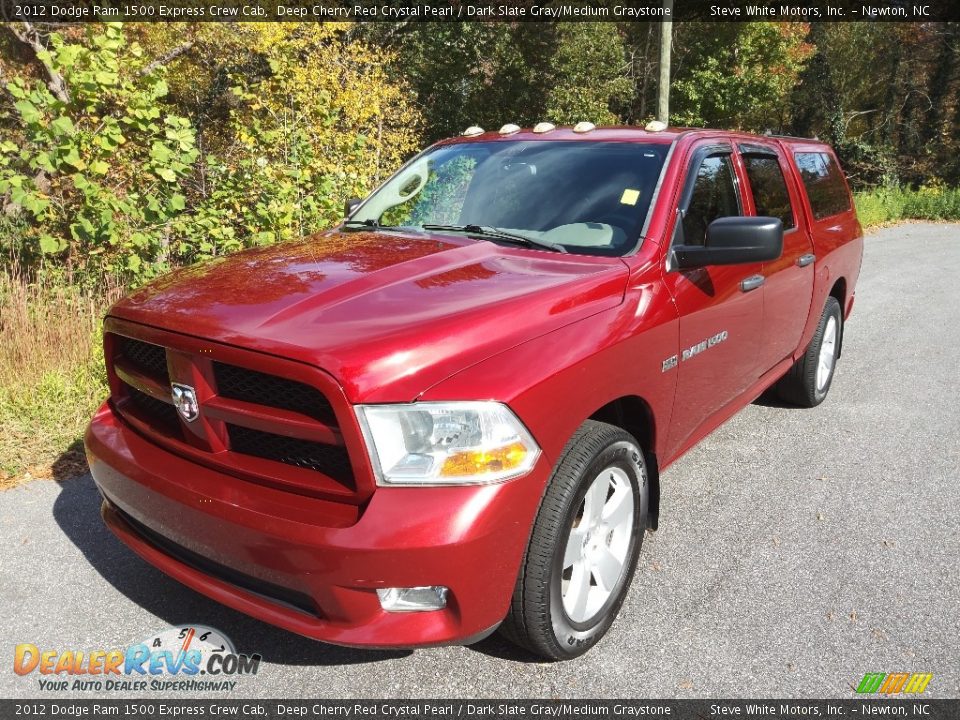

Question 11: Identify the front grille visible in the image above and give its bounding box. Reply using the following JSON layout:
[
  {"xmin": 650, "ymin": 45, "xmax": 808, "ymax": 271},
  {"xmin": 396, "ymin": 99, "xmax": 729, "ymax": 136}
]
[
  {"xmin": 126, "ymin": 386, "xmax": 181, "ymax": 435},
  {"xmin": 108, "ymin": 329, "xmax": 355, "ymax": 495},
  {"xmin": 120, "ymin": 337, "xmax": 169, "ymax": 382},
  {"xmin": 227, "ymin": 424, "xmax": 353, "ymax": 483},
  {"xmin": 213, "ymin": 362, "xmax": 335, "ymax": 424}
]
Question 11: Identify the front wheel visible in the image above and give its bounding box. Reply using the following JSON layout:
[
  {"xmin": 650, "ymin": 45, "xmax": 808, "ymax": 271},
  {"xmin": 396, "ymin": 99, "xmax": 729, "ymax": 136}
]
[
  {"xmin": 777, "ymin": 295, "xmax": 843, "ymax": 407},
  {"xmin": 500, "ymin": 420, "xmax": 648, "ymax": 660}
]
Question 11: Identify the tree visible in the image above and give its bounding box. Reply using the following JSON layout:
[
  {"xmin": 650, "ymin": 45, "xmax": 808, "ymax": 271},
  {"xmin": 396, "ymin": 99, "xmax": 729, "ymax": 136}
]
[
  {"xmin": 0, "ymin": 23, "xmax": 197, "ymax": 278},
  {"xmin": 657, "ymin": 1, "xmax": 674, "ymax": 123},
  {"xmin": 0, "ymin": 22, "xmax": 422, "ymax": 280},
  {"xmin": 167, "ymin": 23, "xmax": 420, "ymax": 260},
  {"xmin": 369, "ymin": 23, "xmax": 631, "ymax": 140},
  {"xmin": 544, "ymin": 23, "xmax": 632, "ymax": 125},
  {"xmin": 789, "ymin": 22, "xmax": 960, "ymax": 187},
  {"xmin": 671, "ymin": 22, "xmax": 814, "ymax": 131}
]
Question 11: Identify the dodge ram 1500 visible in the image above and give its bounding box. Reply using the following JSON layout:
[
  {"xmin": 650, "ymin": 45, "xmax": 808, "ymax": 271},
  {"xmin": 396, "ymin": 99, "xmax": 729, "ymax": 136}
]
[{"xmin": 86, "ymin": 123, "xmax": 863, "ymax": 659}]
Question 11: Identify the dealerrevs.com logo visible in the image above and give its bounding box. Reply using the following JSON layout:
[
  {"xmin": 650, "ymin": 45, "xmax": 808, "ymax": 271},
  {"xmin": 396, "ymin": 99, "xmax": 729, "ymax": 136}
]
[
  {"xmin": 856, "ymin": 673, "xmax": 934, "ymax": 695},
  {"xmin": 13, "ymin": 625, "xmax": 261, "ymax": 692}
]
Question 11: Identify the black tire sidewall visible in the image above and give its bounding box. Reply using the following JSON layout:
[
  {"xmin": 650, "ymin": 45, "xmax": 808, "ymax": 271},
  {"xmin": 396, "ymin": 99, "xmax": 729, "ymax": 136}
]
[
  {"xmin": 547, "ymin": 439, "xmax": 647, "ymax": 657},
  {"xmin": 810, "ymin": 298, "xmax": 843, "ymax": 404}
]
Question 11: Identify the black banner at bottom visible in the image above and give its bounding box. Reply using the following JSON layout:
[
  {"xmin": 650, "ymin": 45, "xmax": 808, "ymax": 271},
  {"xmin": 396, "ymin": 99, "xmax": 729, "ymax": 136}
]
[{"xmin": 2, "ymin": 699, "xmax": 957, "ymax": 720}]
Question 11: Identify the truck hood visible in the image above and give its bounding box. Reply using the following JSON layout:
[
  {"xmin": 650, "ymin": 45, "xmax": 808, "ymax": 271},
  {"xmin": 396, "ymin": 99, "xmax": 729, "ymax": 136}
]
[{"xmin": 110, "ymin": 230, "xmax": 629, "ymax": 402}]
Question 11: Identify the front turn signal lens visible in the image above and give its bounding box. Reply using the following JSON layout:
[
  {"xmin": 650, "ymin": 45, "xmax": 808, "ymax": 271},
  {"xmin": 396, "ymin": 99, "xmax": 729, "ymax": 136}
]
[{"xmin": 440, "ymin": 441, "xmax": 530, "ymax": 477}]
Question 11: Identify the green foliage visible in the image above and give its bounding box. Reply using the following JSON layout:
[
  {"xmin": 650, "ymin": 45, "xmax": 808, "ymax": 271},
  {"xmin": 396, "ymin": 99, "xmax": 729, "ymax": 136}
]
[
  {"xmin": 854, "ymin": 185, "xmax": 960, "ymax": 228},
  {"xmin": 672, "ymin": 23, "xmax": 814, "ymax": 130},
  {"xmin": 790, "ymin": 24, "xmax": 960, "ymax": 187},
  {"xmin": 373, "ymin": 23, "xmax": 631, "ymax": 141},
  {"xmin": 171, "ymin": 129, "xmax": 331, "ymax": 261},
  {"xmin": 854, "ymin": 186, "xmax": 905, "ymax": 228},
  {"xmin": 900, "ymin": 185, "xmax": 960, "ymax": 220},
  {"xmin": 545, "ymin": 24, "xmax": 632, "ymax": 125},
  {"xmin": 1, "ymin": 19, "xmax": 958, "ymax": 290},
  {"xmin": 1, "ymin": 23, "xmax": 418, "ymax": 282},
  {"xmin": 835, "ymin": 138, "xmax": 898, "ymax": 189},
  {"xmin": 369, "ymin": 23, "xmax": 551, "ymax": 141},
  {"xmin": 172, "ymin": 24, "xmax": 418, "ymax": 263},
  {"xmin": 1, "ymin": 24, "xmax": 197, "ymax": 279}
]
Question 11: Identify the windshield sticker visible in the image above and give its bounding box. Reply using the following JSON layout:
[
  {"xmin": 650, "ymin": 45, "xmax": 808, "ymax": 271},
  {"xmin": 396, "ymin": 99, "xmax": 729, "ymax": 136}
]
[{"xmin": 620, "ymin": 188, "xmax": 640, "ymax": 206}]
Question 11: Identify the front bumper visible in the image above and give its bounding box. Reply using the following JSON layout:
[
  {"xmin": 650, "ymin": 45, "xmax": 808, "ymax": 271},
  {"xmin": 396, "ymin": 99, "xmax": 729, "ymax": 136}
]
[{"xmin": 85, "ymin": 401, "xmax": 549, "ymax": 648}]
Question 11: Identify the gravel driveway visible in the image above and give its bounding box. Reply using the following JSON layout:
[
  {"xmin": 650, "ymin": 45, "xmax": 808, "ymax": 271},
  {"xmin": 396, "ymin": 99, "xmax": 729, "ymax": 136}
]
[{"xmin": 2, "ymin": 223, "xmax": 958, "ymax": 699}]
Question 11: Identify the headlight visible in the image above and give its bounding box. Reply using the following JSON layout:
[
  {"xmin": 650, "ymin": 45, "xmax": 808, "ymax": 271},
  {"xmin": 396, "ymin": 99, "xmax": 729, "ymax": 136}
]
[{"xmin": 355, "ymin": 402, "xmax": 540, "ymax": 486}]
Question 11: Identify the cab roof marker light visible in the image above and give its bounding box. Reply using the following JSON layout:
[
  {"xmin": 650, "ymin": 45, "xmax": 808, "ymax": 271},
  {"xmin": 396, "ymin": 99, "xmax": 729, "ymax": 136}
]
[
  {"xmin": 572, "ymin": 121, "xmax": 596, "ymax": 133},
  {"xmin": 532, "ymin": 122, "xmax": 556, "ymax": 134},
  {"xmin": 645, "ymin": 120, "xmax": 668, "ymax": 132},
  {"xmin": 462, "ymin": 126, "xmax": 484, "ymax": 137},
  {"xmin": 499, "ymin": 123, "xmax": 521, "ymax": 135}
]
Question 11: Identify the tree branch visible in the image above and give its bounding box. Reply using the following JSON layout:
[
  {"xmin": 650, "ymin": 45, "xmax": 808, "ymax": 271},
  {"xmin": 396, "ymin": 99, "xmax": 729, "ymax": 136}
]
[
  {"xmin": 5, "ymin": 22, "xmax": 70, "ymax": 103},
  {"xmin": 139, "ymin": 41, "xmax": 195, "ymax": 76},
  {"xmin": 379, "ymin": 20, "xmax": 413, "ymax": 45}
]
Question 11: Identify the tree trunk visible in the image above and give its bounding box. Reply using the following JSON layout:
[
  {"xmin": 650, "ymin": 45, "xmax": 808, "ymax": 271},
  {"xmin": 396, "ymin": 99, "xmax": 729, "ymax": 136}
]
[
  {"xmin": 639, "ymin": 23, "xmax": 653, "ymax": 120},
  {"xmin": 657, "ymin": 1, "xmax": 674, "ymax": 124},
  {"xmin": 6, "ymin": 23, "xmax": 70, "ymax": 104}
]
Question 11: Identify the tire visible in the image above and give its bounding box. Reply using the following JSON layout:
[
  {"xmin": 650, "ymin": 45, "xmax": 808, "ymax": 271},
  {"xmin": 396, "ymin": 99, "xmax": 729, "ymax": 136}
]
[
  {"xmin": 777, "ymin": 295, "xmax": 843, "ymax": 408},
  {"xmin": 500, "ymin": 420, "xmax": 648, "ymax": 660}
]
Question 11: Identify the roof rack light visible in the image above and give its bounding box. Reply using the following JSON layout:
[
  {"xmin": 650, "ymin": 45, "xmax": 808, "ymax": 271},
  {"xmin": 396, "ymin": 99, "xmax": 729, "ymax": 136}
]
[
  {"xmin": 499, "ymin": 123, "xmax": 521, "ymax": 135},
  {"xmin": 644, "ymin": 120, "xmax": 668, "ymax": 132},
  {"xmin": 462, "ymin": 126, "xmax": 484, "ymax": 137},
  {"xmin": 532, "ymin": 122, "xmax": 556, "ymax": 134},
  {"xmin": 572, "ymin": 121, "xmax": 596, "ymax": 133}
]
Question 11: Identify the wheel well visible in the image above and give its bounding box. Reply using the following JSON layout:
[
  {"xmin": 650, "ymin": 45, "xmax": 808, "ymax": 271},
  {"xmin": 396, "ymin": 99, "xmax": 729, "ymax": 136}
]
[
  {"xmin": 589, "ymin": 396, "xmax": 660, "ymax": 531},
  {"xmin": 829, "ymin": 277, "xmax": 847, "ymax": 357},
  {"xmin": 829, "ymin": 277, "xmax": 847, "ymax": 314}
]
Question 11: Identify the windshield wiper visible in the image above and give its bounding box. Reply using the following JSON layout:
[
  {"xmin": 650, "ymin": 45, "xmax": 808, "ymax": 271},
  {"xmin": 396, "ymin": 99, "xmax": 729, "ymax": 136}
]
[
  {"xmin": 421, "ymin": 224, "xmax": 567, "ymax": 253},
  {"xmin": 341, "ymin": 219, "xmax": 406, "ymax": 232}
]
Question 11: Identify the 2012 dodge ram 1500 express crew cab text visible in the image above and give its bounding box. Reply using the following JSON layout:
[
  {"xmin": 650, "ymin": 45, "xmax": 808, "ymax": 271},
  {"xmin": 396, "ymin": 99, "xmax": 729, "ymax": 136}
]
[{"xmin": 86, "ymin": 123, "xmax": 863, "ymax": 660}]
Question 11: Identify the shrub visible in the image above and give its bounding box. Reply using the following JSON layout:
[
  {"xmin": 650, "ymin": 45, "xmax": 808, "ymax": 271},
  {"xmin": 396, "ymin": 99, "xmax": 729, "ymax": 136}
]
[
  {"xmin": 173, "ymin": 24, "xmax": 420, "ymax": 263},
  {"xmin": 0, "ymin": 24, "xmax": 197, "ymax": 281},
  {"xmin": 854, "ymin": 184, "xmax": 960, "ymax": 228},
  {"xmin": 1, "ymin": 23, "xmax": 420, "ymax": 282}
]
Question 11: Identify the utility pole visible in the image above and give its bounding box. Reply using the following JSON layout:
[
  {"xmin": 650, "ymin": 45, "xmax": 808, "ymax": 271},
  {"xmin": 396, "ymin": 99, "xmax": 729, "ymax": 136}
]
[{"xmin": 657, "ymin": 1, "xmax": 674, "ymax": 124}]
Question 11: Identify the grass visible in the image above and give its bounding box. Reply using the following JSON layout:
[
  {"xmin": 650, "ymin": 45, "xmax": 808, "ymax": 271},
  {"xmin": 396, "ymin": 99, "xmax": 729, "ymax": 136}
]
[
  {"xmin": 0, "ymin": 269, "xmax": 114, "ymax": 488},
  {"xmin": 854, "ymin": 185, "xmax": 960, "ymax": 228}
]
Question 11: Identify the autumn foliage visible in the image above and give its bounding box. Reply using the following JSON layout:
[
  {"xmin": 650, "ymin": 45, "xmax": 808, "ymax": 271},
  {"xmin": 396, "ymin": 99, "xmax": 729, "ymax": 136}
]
[
  {"xmin": 1, "ymin": 21, "xmax": 959, "ymax": 285},
  {"xmin": 1, "ymin": 22, "xmax": 419, "ymax": 281}
]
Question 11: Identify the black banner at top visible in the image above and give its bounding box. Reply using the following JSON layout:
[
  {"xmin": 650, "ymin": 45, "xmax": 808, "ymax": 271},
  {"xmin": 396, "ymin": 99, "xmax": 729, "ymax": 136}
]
[{"xmin": 0, "ymin": 0, "xmax": 955, "ymax": 23}]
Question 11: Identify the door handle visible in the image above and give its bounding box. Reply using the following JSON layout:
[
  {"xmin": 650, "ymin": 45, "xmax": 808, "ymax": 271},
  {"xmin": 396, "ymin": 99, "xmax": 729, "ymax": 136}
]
[
  {"xmin": 797, "ymin": 253, "xmax": 816, "ymax": 267},
  {"xmin": 740, "ymin": 274, "xmax": 765, "ymax": 292}
]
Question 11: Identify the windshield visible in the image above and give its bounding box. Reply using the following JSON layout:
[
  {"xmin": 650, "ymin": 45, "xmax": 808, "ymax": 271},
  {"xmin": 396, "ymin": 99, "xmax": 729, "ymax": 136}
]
[{"xmin": 350, "ymin": 140, "xmax": 669, "ymax": 256}]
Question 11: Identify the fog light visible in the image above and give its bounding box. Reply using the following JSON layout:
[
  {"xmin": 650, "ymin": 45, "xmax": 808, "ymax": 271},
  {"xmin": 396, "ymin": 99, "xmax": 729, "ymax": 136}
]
[{"xmin": 376, "ymin": 586, "xmax": 448, "ymax": 612}]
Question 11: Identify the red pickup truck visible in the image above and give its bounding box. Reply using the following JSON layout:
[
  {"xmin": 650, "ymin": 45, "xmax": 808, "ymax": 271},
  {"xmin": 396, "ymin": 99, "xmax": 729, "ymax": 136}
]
[{"xmin": 86, "ymin": 124, "xmax": 863, "ymax": 660}]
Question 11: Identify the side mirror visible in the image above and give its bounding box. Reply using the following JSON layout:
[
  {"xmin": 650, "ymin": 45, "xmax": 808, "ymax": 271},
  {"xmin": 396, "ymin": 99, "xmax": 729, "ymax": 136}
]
[
  {"xmin": 344, "ymin": 197, "xmax": 362, "ymax": 218},
  {"xmin": 674, "ymin": 216, "xmax": 783, "ymax": 269}
]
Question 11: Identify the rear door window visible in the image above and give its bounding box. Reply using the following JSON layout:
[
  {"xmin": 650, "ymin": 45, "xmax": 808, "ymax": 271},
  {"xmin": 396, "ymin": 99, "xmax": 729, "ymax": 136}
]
[
  {"xmin": 682, "ymin": 153, "xmax": 741, "ymax": 247},
  {"xmin": 794, "ymin": 152, "xmax": 851, "ymax": 220},
  {"xmin": 742, "ymin": 154, "xmax": 795, "ymax": 230}
]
